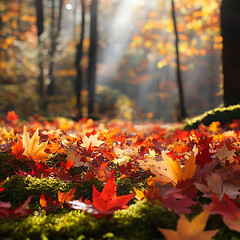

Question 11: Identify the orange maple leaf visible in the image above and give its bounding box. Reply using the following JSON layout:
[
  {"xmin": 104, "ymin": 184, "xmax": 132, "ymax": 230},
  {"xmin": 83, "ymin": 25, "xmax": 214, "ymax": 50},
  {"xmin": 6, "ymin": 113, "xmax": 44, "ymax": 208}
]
[
  {"xmin": 11, "ymin": 135, "xmax": 24, "ymax": 157},
  {"xmin": 140, "ymin": 151, "xmax": 197, "ymax": 185},
  {"xmin": 58, "ymin": 185, "xmax": 77, "ymax": 204},
  {"xmin": 22, "ymin": 126, "xmax": 48, "ymax": 163},
  {"xmin": 135, "ymin": 177, "xmax": 160, "ymax": 202},
  {"xmin": 159, "ymin": 208, "xmax": 218, "ymax": 240}
]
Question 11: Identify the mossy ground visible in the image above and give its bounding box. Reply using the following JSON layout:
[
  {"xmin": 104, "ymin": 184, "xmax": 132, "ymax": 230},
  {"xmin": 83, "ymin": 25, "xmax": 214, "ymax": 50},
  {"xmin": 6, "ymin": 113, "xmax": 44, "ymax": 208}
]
[
  {"xmin": 184, "ymin": 104, "xmax": 240, "ymax": 129},
  {"xmin": 0, "ymin": 174, "xmax": 239, "ymax": 240},
  {"xmin": 1, "ymin": 106, "xmax": 240, "ymax": 239}
]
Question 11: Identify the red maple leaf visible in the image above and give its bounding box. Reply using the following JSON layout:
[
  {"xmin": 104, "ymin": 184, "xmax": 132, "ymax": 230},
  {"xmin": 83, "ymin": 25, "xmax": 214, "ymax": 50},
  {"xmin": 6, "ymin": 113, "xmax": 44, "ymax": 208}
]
[
  {"xmin": 91, "ymin": 173, "xmax": 135, "ymax": 215},
  {"xmin": 196, "ymin": 147, "xmax": 213, "ymax": 167},
  {"xmin": 159, "ymin": 188, "xmax": 198, "ymax": 214},
  {"xmin": 60, "ymin": 158, "xmax": 76, "ymax": 171},
  {"xmin": 6, "ymin": 111, "xmax": 18, "ymax": 124},
  {"xmin": 0, "ymin": 197, "xmax": 33, "ymax": 219},
  {"xmin": 69, "ymin": 173, "xmax": 135, "ymax": 216},
  {"xmin": 206, "ymin": 193, "xmax": 240, "ymax": 219},
  {"xmin": 28, "ymin": 162, "xmax": 52, "ymax": 178}
]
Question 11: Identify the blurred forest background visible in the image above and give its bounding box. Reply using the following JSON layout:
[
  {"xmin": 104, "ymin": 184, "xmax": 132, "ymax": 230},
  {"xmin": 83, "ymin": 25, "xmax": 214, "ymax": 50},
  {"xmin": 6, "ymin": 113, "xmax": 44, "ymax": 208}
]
[{"xmin": 0, "ymin": 0, "xmax": 223, "ymax": 122}]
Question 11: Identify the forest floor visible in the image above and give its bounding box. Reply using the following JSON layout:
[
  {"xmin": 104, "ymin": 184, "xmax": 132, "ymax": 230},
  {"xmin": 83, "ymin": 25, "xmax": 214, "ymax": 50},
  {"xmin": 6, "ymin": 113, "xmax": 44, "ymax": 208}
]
[{"xmin": 0, "ymin": 111, "xmax": 240, "ymax": 239}]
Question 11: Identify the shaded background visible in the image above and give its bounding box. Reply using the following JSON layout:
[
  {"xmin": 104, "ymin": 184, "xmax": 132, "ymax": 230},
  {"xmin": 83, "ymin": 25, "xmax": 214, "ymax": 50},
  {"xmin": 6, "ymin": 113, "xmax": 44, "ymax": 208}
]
[{"xmin": 0, "ymin": 0, "xmax": 222, "ymax": 121}]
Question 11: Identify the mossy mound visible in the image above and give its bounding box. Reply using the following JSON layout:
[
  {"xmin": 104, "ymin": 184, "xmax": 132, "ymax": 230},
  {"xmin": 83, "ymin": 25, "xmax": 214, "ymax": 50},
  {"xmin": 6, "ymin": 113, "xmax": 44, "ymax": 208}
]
[
  {"xmin": 1, "ymin": 199, "xmax": 239, "ymax": 240},
  {"xmin": 184, "ymin": 104, "xmax": 240, "ymax": 129},
  {"xmin": 0, "ymin": 200, "xmax": 178, "ymax": 240}
]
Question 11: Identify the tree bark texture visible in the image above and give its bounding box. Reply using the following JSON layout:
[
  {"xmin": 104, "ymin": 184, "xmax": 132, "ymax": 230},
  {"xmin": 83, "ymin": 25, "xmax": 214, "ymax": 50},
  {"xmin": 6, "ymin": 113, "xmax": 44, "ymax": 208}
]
[
  {"xmin": 75, "ymin": 0, "xmax": 85, "ymax": 118},
  {"xmin": 171, "ymin": 0, "xmax": 187, "ymax": 120},
  {"xmin": 35, "ymin": 0, "xmax": 44, "ymax": 99},
  {"xmin": 87, "ymin": 0, "xmax": 98, "ymax": 116},
  {"xmin": 47, "ymin": 0, "xmax": 63, "ymax": 95},
  {"xmin": 221, "ymin": 0, "xmax": 240, "ymax": 106}
]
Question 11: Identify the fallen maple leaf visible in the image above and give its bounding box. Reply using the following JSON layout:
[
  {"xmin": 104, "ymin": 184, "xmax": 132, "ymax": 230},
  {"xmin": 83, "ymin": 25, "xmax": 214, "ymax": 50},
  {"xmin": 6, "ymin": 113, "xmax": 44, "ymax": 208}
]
[
  {"xmin": 91, "ymin": 172, "xmax": 135, "ymax": 215},
  {"xmin": 69, "ymin": 173, "xmax": 135, "ymax": 216},
  {"xmin": 223, "ymin": 212, "xmax": 240, "ymax": 233},
  {"xmin": 134, "ymin": 177, "xmax": 160, "ymax": 202},
  {"xmin": 207, "ymin": 194, "xmax": 240, "ymax": 233},
  {"xmin": 58, "ymin": 185, "xmax": 77, "ymax": 204},
  {"xmin": 207, "ymin": 193, "xmax": 240, "ymax": 219},
  {"xmin": 195, "ymin": 172, "xmax": 240, "ymax": 200},
  {"xmin": 0, "ymin": 197, "xmax": 33, "ymax": 220},
  {"xmin": 81, "ymin": 132, "xmax": 104, "ymax": 149},
  {"xmin": 22, "ymin": 126, "xmax": 48, "ymax": 163},
  {"xmin": 139, "ymin": 151, "xmax": 196, "ymax": 185},
  {"xmin": 196, "ymin": 147, "xmax": 212, "ymax": 167},
  {"xmin": 93, "ymin": 161, "xmax": 112, "ymax": 182},
  {"xmin": 11, "ymin": 134, "xmax": 24, "ymax": 157},
  {"xmin": 40, "ymin": 193, "xmax": 60, "ymax": 212},
  {"xmin": 60, "ymin": 158, "xmax": 76, "ymax": 171},
  {"xmin": 159, "ymin": 208, "xmax": 218, "ymax": 240},
  {"xmin": 28, "ymin": 162, "xmax": 52, "ymax": 178},
  {"xmin": 216, "ymin": 143, "xmax": 235, "ymax": 165},
  {"xmin": 66, "ymin": 149, "xmax": 90, "ymax": 167},
  {"xmin": 159, "ymin": 188, "xmax": 198, "ymax": 214},
  {"xmin": 6, "ymin": 111, "xmax": 19, "ymax": 124}
]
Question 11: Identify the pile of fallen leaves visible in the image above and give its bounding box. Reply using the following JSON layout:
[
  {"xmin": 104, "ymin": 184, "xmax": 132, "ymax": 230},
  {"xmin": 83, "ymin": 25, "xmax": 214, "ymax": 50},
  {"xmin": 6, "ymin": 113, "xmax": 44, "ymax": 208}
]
[{"xmin": 1, "ymin": 111, "xmax": 240, "ymax": 239}]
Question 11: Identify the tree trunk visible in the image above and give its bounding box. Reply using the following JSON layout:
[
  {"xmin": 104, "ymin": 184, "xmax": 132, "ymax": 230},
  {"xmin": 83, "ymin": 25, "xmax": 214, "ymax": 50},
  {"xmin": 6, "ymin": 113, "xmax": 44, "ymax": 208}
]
[
  {"xmin": 35, "ymin": 0, "xmax": 45, "ymax": 101},
  {"xmin": 75, "ymin": 0, "xmax": 85, "ymax": 119},
  {"xmin": 221, "ymin": 0, "xmax": 240, "ymax": 106},
  {"xmin": 35, "ymin": 0, "xmax": 44, "ymax": 37},
  {"xmin": 171, "ymin": 0, "xmax": 187, "ymax": 120},
  {"xmin": 47, "ymin": 0, "xmax": 63, "ymax": 96},
  {"xmin": 47, "ymin": 0, "xmax": 56, "ymax": 96},
  {"xmin": 87, "ymin": 0, "xmax": 98, "ymax": 116}
]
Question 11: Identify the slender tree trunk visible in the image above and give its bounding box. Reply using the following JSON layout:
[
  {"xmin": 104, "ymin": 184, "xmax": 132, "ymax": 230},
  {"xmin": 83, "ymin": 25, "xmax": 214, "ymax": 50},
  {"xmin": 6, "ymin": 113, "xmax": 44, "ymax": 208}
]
[
  {"xmin": 47, "ymin": 0, "xmax": 63, "ymax": 96},
  {"xmin": 47, "ymin": 0, "xmax": 56, "ymax": 95},
  {"xmin": 75, "ymin": 0, "xmax": 85, "ymax": 119},
  {"xmin": 87, "ymin": 0, "xmax": 98, "ymax": 116},
  {"xmin": 35, "ymin": 0, "xmax": 44, "ymax": 37},
  {"xmin": 35, "ymin": 0, "xmax": 45, "ymax": 106},
  {"xmin": 221, "ymin": 0, "xmax": 240, "ymax": 106},
  {"xmin": 171, "ymin": 0, "xmax": 187, "ymax": 120}
]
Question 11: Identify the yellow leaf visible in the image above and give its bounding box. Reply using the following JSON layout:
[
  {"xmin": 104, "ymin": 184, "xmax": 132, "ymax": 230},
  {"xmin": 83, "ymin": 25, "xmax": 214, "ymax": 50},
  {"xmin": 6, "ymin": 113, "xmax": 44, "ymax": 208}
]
[
  {"xmin": 181, "ymin": 152, "xmax": 197, "ymax": 181},
  {"xmin": 22, "ymin": 126, "xmax": 48, "ymax": 163},
  {"xmin": 159, "ymin": 209, "xmax": 218, "ymax": 240},
  {"xmin": 138, "ymin": 150, "xmax": 197, "ymax": 186},
  {"xmin": 81, "ymin": 132, "xmax": 104, "ymax": 148},
  {"xmin": 161, "ymin": 151, "xmax": 183, "ymax": 185}
]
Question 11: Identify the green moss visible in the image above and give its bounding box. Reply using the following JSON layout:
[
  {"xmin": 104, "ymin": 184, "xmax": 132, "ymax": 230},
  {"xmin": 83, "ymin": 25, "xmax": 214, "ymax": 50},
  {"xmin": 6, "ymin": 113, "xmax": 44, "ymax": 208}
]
[
  {"xmin": 113, "ymin": 199, "xmax": 178, "ymax": 240},
  {"xmin": 75, "ymin": 178, "xmax": 104, "ymax": 201},
  {"xmin": 184, "ymin": 104, "xmax": 240, "ymax": 129},
  {"xmin": 0, "ymin": 175, "xmax": 74, "ymax": 210},
  {"xmin": 1, "ymin": 197, "xmax": 239, "ymax": 239},
  {"xmin": 0, "ymin": 200, "xmax": 177, "ymax": 240},
  {"xmin": 116, "ymin": 176, "xmax": 148, "ymax": 203}
]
